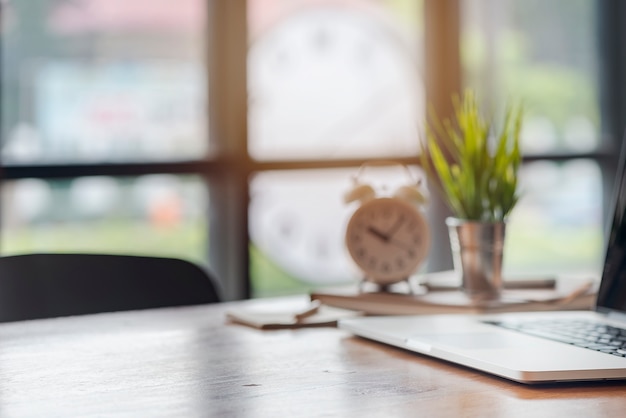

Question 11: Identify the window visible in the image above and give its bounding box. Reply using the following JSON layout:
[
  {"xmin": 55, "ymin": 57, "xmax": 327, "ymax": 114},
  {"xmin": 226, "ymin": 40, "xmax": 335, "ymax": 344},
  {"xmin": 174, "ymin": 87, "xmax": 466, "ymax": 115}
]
[
  {"xmin": 247, "ymin": 0, "xmax": 425, "ymax": 296},
  {"xmin": 247, "ymin": 2, "xmax": 423, "ymax": 160},
  {"xmin": 461, "ymin": 0, "xmax": 608, "ymax": 278},
  {"xmin": 1, "ymin": 1, "xmax": 213, "ymax": 281},
  {"xmin": 2, "ymin": 175, "xmax": 208, "ymax": 263},
  {"xmin": 249, "ymin": 0, "xmax": 617, "ymax": 296},
  {"xmin": 463, "ymin": 0, "xmax": 600, "ymax": 153},
  {"xmin": 1, "ymin": 0, "xmax": 622, "ymax": 300}
]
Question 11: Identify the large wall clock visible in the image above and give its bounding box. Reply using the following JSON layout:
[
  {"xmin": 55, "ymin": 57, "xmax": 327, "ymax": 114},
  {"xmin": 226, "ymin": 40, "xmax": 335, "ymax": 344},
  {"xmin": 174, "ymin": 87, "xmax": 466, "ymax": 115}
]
[
  {"xmin": 248, "ymin": 6, "xmax": 423, "ymax": 287},
  {"xmin": 248, "ymin": 7, "xmax": 422, "ymax": 159}
]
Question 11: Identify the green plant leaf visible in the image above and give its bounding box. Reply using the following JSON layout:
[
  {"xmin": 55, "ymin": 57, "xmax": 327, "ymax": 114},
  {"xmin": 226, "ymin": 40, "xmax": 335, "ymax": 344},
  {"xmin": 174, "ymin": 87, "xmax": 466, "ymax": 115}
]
[{"xmin": 421, "ymin": 90, "xmax": 524, "ymax": 222}]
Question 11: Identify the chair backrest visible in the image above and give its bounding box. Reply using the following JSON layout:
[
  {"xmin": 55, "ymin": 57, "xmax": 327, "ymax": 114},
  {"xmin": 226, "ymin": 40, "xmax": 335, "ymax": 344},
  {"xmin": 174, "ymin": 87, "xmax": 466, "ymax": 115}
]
[{"xmin": 0, "ymin": 253, "xmax": 221, "ymax": 322}]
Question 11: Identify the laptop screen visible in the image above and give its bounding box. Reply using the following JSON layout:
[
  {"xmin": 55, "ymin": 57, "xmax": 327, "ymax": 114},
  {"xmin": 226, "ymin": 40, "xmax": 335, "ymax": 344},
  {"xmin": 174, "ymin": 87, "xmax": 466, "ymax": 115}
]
[{"xmin": 597, "ymin": 144, "xmax": 626, "ymax": 313}]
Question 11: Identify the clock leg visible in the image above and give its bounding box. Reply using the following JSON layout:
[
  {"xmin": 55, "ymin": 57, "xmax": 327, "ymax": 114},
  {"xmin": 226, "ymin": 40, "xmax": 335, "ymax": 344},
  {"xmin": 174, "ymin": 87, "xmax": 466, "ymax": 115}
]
[
  {"xmin": 380, "ymin": 278, "xmax": 412, "ymax": 294},
  {"xmin": 402, "ymin": 277, "xmax": 415, "ymax": 295},
  {"xmin": 359, "ymin": 277, "xmax": 378, "ymax": 293},
  {"xmin": 359, "ymin": 277, "xmax": 413, "ymax": 294}
]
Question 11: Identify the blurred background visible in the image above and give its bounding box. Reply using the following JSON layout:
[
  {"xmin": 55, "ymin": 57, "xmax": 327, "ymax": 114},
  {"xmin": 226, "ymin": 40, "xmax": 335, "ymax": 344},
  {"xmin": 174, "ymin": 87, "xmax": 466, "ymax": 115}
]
[{"xmin": 1, "ymin": 0, "xmax": 620, "ymax": 299}]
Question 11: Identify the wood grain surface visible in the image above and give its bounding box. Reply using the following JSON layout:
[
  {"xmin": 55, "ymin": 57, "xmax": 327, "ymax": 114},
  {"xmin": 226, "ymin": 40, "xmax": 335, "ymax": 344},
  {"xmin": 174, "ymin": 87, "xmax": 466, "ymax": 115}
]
[{"xmin": 0, "ymin": 297, "xmax": 625, "ymax": 417}]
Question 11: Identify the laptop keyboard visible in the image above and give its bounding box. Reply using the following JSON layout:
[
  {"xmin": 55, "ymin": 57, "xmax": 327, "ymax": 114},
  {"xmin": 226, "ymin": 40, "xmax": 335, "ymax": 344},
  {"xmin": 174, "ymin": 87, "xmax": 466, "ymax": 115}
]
[{"xmin": 484, "ymin": 319, "xmax": 626, "ymax": 357}]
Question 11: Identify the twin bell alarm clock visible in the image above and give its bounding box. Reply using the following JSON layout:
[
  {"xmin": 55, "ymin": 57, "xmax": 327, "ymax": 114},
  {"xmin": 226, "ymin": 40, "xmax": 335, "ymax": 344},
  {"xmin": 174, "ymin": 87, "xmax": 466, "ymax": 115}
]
[{"xmin": 344, "ymin": 162, "xmax": 430, "ymax": 291}]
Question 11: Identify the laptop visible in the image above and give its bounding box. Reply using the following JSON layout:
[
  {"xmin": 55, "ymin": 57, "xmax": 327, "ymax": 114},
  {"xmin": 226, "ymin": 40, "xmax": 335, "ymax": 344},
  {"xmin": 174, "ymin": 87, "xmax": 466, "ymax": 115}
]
[{"xmin": 339, "ymin": 148, "xmax": 626, "ymax": 384}]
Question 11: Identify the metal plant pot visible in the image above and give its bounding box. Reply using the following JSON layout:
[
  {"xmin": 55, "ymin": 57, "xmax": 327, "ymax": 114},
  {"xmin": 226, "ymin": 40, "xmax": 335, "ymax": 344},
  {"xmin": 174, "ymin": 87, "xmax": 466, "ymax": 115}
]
[{"xmin": 446, "ymin": 217, "xmax": 506, "ymax": 301}]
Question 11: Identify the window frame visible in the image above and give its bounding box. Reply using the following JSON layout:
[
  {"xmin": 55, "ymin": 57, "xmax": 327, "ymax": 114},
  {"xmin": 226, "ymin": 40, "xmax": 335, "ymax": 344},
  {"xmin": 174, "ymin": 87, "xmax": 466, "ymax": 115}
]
[{"xmin": 1, "ymin": 0, "xmax": 622, "ymax": 301}]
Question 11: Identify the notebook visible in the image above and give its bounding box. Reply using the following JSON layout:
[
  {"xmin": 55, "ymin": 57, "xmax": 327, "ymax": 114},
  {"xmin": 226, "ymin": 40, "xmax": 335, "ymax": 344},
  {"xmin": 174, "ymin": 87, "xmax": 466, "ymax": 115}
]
[{"xmin": 339, "ymin": 145, "xmax": 626, "ymax": 384}]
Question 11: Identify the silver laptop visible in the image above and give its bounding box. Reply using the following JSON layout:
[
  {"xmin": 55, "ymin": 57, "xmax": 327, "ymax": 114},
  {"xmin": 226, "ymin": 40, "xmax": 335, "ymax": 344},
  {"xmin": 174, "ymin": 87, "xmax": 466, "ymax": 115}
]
[{"xmin": 339, "ymin": 150, "xmax": 626, "ymax": 384}]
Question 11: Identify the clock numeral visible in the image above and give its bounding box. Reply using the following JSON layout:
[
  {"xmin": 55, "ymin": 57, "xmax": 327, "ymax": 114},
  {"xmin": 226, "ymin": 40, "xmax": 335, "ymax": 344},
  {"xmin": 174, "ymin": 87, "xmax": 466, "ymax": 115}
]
[
  {"xmin": 356, "ymin": 248, "xmax": 367, "ymax": 259},
  {"xmin": 407, "ymin": 249, "xmax": 416, "ymax": 258},
  {"xmin": 396, "ymin": 258, "xmax": 405, "ymax": 268},
  {"xmin": 381, "ymin": 262, "xmax": 390, "ymax": 273},
  {"xmin": 368, "ymin": 257, "xmax": 377, "ymax": 268}
]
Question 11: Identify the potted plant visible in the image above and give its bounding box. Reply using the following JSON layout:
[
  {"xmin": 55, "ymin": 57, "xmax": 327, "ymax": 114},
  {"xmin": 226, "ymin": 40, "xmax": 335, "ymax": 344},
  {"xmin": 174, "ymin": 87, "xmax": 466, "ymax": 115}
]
[{"xmin": 420, "ymin": 90, "xmax": 524, "ymax": 301}]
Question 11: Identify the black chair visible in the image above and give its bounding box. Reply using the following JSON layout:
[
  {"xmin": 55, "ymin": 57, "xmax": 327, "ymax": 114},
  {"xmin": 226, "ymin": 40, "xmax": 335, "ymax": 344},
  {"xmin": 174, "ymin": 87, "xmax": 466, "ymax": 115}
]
[{"xmin": 0, "ymin": 253, "xmax": 221, "ymax": 322}]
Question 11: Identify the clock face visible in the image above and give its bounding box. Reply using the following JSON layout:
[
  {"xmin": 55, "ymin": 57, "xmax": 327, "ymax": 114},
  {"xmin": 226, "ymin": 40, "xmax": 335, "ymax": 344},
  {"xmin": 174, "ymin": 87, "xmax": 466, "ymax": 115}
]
[
  {"xmin": 248, "ymin": 8, "xmax": 422, "ymax": 160},
  {"xmin": 345, "ymin": 197, "xmax": 429, "ymax": 284}
]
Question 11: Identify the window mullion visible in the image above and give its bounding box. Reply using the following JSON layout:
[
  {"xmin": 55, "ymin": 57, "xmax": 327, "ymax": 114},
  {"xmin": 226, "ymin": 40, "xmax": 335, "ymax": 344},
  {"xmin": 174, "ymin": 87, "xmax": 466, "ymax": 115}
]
[
  {"xmin": 423, "ymin": 0, "xmax": 462, "ymax": 272},
  {"xmin": 206, "ymin": 0, "xmax": 250, "ymax": 300}
]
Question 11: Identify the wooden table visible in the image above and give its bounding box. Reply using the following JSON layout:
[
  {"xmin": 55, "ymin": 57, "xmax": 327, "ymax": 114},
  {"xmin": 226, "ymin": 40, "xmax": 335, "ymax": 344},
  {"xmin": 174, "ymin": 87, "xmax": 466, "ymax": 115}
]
[{"xmin": 1, "ymin": 296, "xmax": 625, "ymax": 417}]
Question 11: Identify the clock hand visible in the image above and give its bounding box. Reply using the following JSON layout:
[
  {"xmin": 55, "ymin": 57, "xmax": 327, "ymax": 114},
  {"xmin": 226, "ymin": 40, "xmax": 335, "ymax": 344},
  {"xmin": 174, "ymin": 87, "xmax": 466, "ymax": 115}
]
[
  {"xmin": 385, "ymin": 215, "xmax": 405, "ymax": 238},
  {"xmin": 367, "ymin": 225, "xmax": 414, "ymax": 251},
  {"xmin": 366, "ymin": 226, "xmax": 389, "ymax": 242}
]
